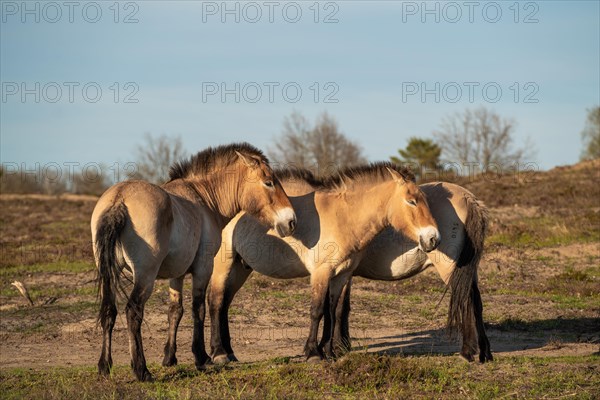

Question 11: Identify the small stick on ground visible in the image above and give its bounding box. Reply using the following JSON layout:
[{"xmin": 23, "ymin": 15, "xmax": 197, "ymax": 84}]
[{"xmin": 11, "ymin": 280, "xmax": 34, "ymax": 306}]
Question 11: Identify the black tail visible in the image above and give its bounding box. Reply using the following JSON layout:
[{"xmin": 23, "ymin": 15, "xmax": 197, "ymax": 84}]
[
  {"xmin": 95, "ymin": 202, "xmax": 129, "ymax": 327},
  {"xmin": 447, "ymin": 193, "xmax": 488, "ymax": 349}
]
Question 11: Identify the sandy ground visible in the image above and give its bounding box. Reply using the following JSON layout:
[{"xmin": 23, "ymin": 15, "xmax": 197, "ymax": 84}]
[{"xmin": 1, "ymin": 313, "xmax": 598, "ymax": 369}]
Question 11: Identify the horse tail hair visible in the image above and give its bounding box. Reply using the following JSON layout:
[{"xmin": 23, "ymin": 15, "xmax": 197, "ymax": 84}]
[
  {"xmin": 446, "ymin": 192, "xmax": 488, "ymax": 345},
  {"xmin": 95, "ymin": 201, "xmax": 129, "ymax": 327}
]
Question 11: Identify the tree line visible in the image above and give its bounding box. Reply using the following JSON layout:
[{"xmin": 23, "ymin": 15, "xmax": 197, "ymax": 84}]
[{"xmin": 2, "ymin": 106, "xmax": 598, "ymax": 195}]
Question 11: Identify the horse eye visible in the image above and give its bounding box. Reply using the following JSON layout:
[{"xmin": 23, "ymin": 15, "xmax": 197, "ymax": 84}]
[
  {"xmin": 264, "ymin": 180, "xmax": 274, "ymax": 188},
  {"xmin": 406, "ymin": 199, "xmax": 416, "ymax": 206}
]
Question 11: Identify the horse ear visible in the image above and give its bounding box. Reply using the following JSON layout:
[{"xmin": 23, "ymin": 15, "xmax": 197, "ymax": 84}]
[
  {"xmin": 235, "ymin": 151, "xmax": 258, "ymax": 168},
  {"xmin": 386, "ymin": 167, "xmax": 406, "ymax": 185}
]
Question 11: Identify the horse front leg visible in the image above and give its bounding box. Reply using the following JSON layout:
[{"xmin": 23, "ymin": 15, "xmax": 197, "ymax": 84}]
[
  {"xmin": 126, "ymin": 279, "xmax": 155, "ymax": 382},
  {"xmin": 209, "ymin": 257, "xmax": 252, "ymax": 364},
  {"xmin": 162, "ymin": 277, "xmax": 184, "ymax": 367},
  {"xmin": 304, "ymin": 267, "xmax": 332, "ymax": 362},
  {"xmin": 191, "ymin": 261, "xmax": 213, "ymax": 370}
]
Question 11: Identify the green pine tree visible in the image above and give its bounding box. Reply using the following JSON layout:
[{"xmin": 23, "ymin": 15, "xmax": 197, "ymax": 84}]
[{"xmin": 391, "ymin": 137, "xmax": 442, "ymax": 171}]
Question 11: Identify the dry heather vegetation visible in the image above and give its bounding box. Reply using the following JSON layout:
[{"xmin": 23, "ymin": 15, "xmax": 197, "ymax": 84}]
[{"xmin": 0, "ymin": 161, "xmax": 599, "ymax": 399}]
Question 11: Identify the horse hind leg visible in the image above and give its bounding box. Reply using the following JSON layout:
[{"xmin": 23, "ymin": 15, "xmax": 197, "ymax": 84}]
[
  {"xmin": 162, "ymin": 277, "xmax": 184, "ymax": 367},
  {"xmin": 334, "ymin": 279, "xmax": 352, "ymax": 354},
  {"xmin": 460, "ymin": 317, "xmax": 478, "ymax": 362},
  {"xmin": 318, "ymin": 289, "xmax": 332, "ymax": 353},
  {"xmin": 304, "ymin": 268, "xmax": 333, "ymax": 362},
  {"xmin": 473, "ymin": 281, "xmax": 493, "ymax": 362},
  {"xmin": 126, "ymin": 278, "xmax": 155, "ymax": 382},
  {"xmin": 322, "ymin": 273, "xmax": 351, "ymax": 360},
  {"xmin": 98, "ymin": 288, "xmax": 117, "ymax": 376},
  {"xmin": 191, "ymin": 260, "xmax": 214, "ymax": 370},
  {"xmin": 460, "ymin": 280, "xmax": 493, "ymax": 363}
]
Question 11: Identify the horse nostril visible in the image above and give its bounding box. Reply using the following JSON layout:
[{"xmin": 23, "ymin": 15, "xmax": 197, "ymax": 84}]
[
  {"xmin": 289, "ymin": 219, "xmax": 296, "ymax": 232},
  {"xmin": 420, "ymin": 234, "xmax": 439, "ymax": 252},
  {"xmin": 429, "ymin": 236, "xmax": 439, "ymax": 250}
]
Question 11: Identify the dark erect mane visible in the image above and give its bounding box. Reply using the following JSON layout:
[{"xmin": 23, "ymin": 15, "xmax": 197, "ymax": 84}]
[
  {"xmin": 321, "ymin": 162, "xmax": 415, "ymax": 190},
  {"xmin": 275, "ymin": 162, "xmax": 415, "ymax": 190},
  {"xmin": 168, "ymin": 142, "xmax": 268, "ymax": 181},
  {"xmin": 273, "ymin": 167, "xmax": 323, "ymax": 188}
]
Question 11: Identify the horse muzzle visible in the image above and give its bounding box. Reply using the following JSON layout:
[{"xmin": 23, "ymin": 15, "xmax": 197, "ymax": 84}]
[
  {"xmin": 274, "ymin": 207, "xmax": 297, "ymax": 237},
  {"xmin": 418, "ymin": 226, "xmax": 440, "ymax": 253}
]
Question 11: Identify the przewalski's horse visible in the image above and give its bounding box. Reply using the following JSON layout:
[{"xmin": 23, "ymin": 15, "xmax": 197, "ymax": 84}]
[
  {"xmin": 208, "ymin": 163, "xmax": 440, "ymax": 363},
  {"xmin": 324, "ymin": 181, "xmax": 493, "ymax": 363},
  {"xmin": 210, "ymin": 169, "xmax": 492, "ymax": 364},
  {"xmin": 91, "ymin": 143, "xmax": 296, "ymax": 381}
]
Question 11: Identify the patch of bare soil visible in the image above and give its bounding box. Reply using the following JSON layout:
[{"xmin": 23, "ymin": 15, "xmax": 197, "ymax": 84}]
[{"xmin": 2, "ymin": 317, "xmax": 598, "ymax": 370}]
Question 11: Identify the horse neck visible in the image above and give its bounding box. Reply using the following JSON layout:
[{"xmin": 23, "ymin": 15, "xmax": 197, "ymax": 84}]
[
  {"xmin": 189, "ymin": 173, "xmax": 242, "ymax": 225},
  {"xmin": 322, "ymin": 180, "xmax": 396, "ymax": 249},
  {"xmin": 281, "ymin": 180, "xmax": 317, "ymax": 196}
]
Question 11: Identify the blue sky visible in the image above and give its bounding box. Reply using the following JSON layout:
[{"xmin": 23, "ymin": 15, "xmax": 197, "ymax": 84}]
[{"xmin": 1, "ymin": 1, "xmax": 599, "ymax": 175}]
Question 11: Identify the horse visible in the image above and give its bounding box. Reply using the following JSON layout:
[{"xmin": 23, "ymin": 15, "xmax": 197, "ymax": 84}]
[
  {"xmin": 91, "ymin": 143, "xmax": 297, "ymax": 381},
  {"xmin": 324, "ymin": 181, "xmax": 493, "ymax": 363},
  {"xmin": 209, "ymin": 168, "xmax": 492, "ymax": 364},
  {"xmin": 207, "ymin": 163, "xmax": 440, "ymax": 363}
]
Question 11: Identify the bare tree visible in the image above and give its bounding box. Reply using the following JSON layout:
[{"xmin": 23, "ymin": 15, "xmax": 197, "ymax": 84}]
[
  {"xmin": 0, "ymin": 165, "xmax": 66, "ymax": 195},
  {"xmin": 70, "ymin": 168, "xmax": 110, "ymax": 196},
  {"xmin": 581, "ymin": 106, "xmax": 600, "ymax": 160},
  {"xmin": 133, "ymin": 133, "xmax": 187, "ymax": 184},
  {"xmin": 269, "ymin": 112, "xmax": 367, "ymax": 175},
  {"xmin": 434, "ymin": 107, "xmax": 534, "ymax": 173}
]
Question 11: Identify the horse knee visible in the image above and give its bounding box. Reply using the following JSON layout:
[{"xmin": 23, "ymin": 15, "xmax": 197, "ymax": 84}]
[
  {"xmin": 126, "ymin": 302, "xmax": 144, "ymax": 330},
  {"xmin": 168, "ymin": 301, "xmax": 184, "ymax": 321}
]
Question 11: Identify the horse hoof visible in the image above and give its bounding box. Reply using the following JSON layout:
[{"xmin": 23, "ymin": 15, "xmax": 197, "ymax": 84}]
[
  {"xmin": 307, "ymin": 356, "xmax": 323, "ymax": 363},
  {"xmin": 162, "ymin": 356, "xmax": 178, "ymax": 367},
  {"xmin": 480, "ymin": 351, "xmax": 493, "ymax": 363},
  {"xmin": 228, "ymin": 354, "xmax": 239, "ymax": 362},
  {"xmin": 213, "ymin": 354, "xmax": 230, "ymax": 365},
  {"xmin": 97, "ymin": 361, "xmax": 112, "ymax": 377},
  {"xmin": 459, "ymin": 353, "xmax": 475, "ymax": 363},
  {"xmin": 195, "ymin": 359, "xmax": 213, "ymax": 370},
  {"xmin": 138, "ymin": 369, "xmax": 154, "ymax": 382}
]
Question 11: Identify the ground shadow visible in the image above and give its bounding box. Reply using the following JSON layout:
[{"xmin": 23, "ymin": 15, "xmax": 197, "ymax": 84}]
[{"xmin": 352, "ymin": 317, "xmax": 600, "ymax": 356}]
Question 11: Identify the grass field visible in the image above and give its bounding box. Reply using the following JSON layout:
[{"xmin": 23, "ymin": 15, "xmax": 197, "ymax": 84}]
[
  {"xmin": 1, "ymin": 160, "xmax": 599, "ymax": 399},
  {"xmin": 2, "ymin": 354, "xmax": 599, "ymax": 399}
]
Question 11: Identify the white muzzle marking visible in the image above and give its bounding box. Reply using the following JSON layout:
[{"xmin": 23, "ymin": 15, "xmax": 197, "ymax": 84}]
[
  {"xmin": 417, "ymin": 226, "xmax": 441, "ymax": 252},
  {"xmin": 274, "ymin": 207, "xmax": 296, "ymax": 237}
]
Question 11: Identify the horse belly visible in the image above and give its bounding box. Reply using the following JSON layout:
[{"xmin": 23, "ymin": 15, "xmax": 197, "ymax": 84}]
[
  {"xmin": 158, "ymin": 250, "xmax": 197, "ymax": 279},
  {"xmin": 238, "ymin": 234, "xmax": 311, "ymax": 279},
  {"xmin": 158, "ymin": 214, "xmax": 203, "ymax": 279}
]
